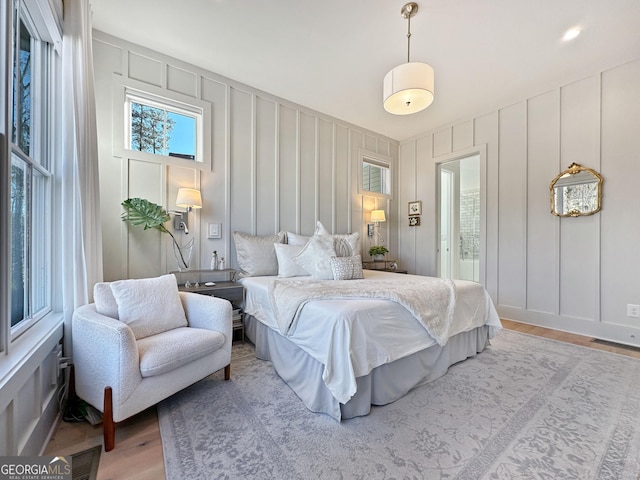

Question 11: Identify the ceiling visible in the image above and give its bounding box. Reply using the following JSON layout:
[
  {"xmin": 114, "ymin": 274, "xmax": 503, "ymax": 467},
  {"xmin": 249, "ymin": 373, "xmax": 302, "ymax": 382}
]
[{"xmin": 90, "ymin": 0, "xmax": 640, "ymax": 142}]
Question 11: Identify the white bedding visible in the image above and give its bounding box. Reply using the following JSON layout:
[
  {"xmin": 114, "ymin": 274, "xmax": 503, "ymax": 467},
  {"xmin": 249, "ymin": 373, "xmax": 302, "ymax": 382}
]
[{"xmin": 240, "ymin": 270, "xmax": 501, "ymax": 404}]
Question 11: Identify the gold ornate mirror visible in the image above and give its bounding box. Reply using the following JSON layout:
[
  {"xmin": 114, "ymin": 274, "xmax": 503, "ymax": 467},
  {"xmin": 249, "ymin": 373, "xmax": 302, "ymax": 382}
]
[{"xmin": 550, "ymin": 163, "xmax": 603, "ymax": 217}]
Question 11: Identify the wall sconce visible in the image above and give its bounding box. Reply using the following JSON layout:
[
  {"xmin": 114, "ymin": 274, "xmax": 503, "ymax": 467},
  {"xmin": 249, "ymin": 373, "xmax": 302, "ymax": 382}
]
[
  {"xmin": 368, "ymin": 210, "xmax": 387, "ymax": 243},
  {"xmin": 173, "ymin": 188, "xmax": 202, "ymax": 234}
]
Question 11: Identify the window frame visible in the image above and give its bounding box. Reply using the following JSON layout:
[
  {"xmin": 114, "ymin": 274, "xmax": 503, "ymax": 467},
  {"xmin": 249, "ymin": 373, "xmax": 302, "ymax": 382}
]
[
  {"xmin": 358, "ymin": 149, "xmax": 393, "ymax": 200},
  {"xmin": 6, "ymin": 0, "xmax": 56, "ymax": 341},
  {"xmin": 113, "ymin": 76, "xmax": 213, "ymax": 172}
]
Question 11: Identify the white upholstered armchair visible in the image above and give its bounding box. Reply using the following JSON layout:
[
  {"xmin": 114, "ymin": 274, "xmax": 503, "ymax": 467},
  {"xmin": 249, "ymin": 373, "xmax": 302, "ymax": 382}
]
[{"xmin": 72, "ymin": 274, "xmax": 232, "ymax": 451}]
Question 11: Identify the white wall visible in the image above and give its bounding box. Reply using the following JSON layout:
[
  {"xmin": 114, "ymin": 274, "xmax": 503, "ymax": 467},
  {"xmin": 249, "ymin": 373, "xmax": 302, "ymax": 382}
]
[
  {"xmin": 398, "ymin": 58, "xmax": 640, "ymax": 346},
  {"xmin": 92, "ymin": 31, "xmax": 399, "ymax": 281}
]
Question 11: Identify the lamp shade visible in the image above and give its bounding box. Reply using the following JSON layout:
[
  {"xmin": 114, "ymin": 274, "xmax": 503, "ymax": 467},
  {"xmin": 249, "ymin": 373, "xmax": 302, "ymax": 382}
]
[
  {"xmin": 371, "ymin": 210, "xmax": 386, "ymax": 222},
  {"xmin": 383, "ymin": 62, "xmax": 434, "ymax": 115},
  {"xmin": 176, "ymin": 188, "xmax": 202, "ymax": 209}
]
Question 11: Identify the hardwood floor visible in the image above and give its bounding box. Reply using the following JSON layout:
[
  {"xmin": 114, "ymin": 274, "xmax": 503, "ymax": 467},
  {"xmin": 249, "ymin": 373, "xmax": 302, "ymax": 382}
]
[{"xmin": 44, "ymin": 321, "xmax": 640, "ymax": 479}]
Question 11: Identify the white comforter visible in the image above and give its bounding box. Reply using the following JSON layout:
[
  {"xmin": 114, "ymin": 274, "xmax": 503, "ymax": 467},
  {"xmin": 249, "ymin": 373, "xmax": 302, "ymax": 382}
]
[
  {"xmin": 240, "ymin": 270, "xmax": 501, "ymax": 404},
  {"xmin": 270, "ymin": 276, "xmax": 456, "ymax": 345}
]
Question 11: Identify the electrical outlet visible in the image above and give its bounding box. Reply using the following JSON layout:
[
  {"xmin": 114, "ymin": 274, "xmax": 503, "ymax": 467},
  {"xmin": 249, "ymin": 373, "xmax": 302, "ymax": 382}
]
[{"xmin": 627, "ymin": 304, "xmax": 640, "ymax": 318}]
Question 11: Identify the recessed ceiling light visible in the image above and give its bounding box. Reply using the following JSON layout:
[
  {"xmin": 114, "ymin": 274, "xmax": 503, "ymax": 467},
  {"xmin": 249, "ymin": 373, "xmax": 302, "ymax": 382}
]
[{"xmin": 562, "ymin": 27, "xmax": 581, "ymax": 42}]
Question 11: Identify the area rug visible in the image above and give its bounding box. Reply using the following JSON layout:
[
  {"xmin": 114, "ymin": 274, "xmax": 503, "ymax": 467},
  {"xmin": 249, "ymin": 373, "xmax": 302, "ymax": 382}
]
[{"xmin": 158, "ymin": 331, "xmax": 640, "ymax": 479}]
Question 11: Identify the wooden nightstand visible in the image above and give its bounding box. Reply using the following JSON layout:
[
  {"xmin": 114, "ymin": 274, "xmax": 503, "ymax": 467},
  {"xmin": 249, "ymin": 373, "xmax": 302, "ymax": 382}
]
[{"xmin": 177, "ymin": 278, "xmax": 245, "ymax": 342}]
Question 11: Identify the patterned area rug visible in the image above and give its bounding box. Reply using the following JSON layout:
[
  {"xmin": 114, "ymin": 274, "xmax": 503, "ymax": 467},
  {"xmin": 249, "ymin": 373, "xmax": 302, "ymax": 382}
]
[{"xmin": 158, "ymin": 331, "xmax": 640, "ymax": 479}]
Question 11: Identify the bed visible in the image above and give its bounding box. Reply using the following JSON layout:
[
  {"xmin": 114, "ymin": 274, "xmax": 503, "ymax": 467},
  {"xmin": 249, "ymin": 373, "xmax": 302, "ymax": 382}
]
[{"xmin": 239, "ymin": 269, "xmax": 501, "ymax": 420}]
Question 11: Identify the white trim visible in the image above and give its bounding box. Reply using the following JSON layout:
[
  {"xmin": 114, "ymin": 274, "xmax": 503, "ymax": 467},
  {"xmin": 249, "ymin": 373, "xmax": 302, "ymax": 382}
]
[
  {"xmin": 358, "ymin": 148, "xmax": 393, "ymax": 200},
  {"xmin": 112, "ymin": 74, "xmax": 213, "ymax": 172}
]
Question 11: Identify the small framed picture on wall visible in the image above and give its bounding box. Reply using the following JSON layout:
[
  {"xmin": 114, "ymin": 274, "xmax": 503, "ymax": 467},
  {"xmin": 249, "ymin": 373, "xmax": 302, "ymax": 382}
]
[
  {"xmin": 408, "ymin": 200, "xmax": 422, "ymax": 216},
  {"xmin": 409, "ymin": 216, "xmax": 420, "ymax": 226}
]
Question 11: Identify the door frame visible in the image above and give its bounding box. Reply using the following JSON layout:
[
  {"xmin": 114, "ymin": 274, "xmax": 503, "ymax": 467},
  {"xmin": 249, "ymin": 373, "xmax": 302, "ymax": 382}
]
[{"xmin": 435, "ymin": 145, "xmax": 487, "ymax": 286}]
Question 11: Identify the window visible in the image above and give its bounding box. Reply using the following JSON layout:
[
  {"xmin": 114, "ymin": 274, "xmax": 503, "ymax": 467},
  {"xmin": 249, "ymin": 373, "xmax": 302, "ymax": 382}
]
[
  {"xmin": 360, "ymin": 151, "xmax": 392, "ymax": 198},
  {"xmin": 125, "ymin": 90, "xmax": 202, "ymax": 162},
  {"xmin": 9, "ymin": 0, "xmax": 54, "ymax": 335}
]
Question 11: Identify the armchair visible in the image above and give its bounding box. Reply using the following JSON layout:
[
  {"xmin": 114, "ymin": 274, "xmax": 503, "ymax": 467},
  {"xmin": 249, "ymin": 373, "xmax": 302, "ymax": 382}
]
[{"xmin": 72, "ymin": 275, "xmax": 232, "ymax": 451}]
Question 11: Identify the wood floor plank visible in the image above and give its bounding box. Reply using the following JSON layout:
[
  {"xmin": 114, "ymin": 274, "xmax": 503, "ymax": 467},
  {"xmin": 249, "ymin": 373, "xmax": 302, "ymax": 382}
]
[{"xmin": 45, "ymin": 320, "xmax": 640, "ymax": 479}]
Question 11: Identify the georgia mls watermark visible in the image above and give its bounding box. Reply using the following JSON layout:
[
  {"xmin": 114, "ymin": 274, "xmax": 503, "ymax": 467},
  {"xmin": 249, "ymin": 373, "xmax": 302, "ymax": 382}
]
[{"xmin": 0, "ymin": 456, "xmax": 72, "ymax": 480}]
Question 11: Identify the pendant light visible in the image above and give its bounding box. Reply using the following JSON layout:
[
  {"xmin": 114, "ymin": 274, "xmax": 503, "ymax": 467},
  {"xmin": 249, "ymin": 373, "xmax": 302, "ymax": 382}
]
[{"xmin": 383, "ymin": 2, "xmax": 434, "ymax": 115}]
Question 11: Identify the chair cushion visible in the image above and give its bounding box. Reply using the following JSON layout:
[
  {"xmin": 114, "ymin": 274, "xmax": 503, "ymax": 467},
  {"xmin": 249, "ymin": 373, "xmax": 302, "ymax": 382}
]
[
  {"xmin": 110, "ymin": 274, "xmax": 187, "ymax": 340},
  {"xmin": 137, "ymin": 327, "xmax": 226, "ymax": 378}
]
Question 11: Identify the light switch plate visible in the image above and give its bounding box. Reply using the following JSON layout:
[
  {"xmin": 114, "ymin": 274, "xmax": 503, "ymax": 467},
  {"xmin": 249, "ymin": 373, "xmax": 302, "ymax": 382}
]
[{"xmin": 207, "ymin": 223, "xmax": 222, "ymax": 239}]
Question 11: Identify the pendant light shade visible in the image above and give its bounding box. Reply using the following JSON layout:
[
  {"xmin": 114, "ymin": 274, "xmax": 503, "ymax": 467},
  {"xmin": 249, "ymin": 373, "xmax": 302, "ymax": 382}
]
[
  {"xmin": 383, "ymin": 62, "xmax": 434, "ymax": 115},
  {"xmin": 383, "ymin": 3, "xmax": 434, "ymax": 115}
]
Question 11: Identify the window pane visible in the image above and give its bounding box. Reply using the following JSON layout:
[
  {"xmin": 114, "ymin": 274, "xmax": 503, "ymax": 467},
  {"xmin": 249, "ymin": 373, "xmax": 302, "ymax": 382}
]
[
  {"xmin": 12, "ymin": 19, "xmax": 32, "ymax": 155},
  {"xmin": 130, "ymin": 102, "xmax": 169, "ymax": 155},
  {"xmin": 32, "ymin": 169, "xmax": 49, "ymax": 313},
  {"xmin": 128, "ymin": 95, "xmax": 199, "ymax": 161},
  {"xmin": 363, "ymin": 161, "xmax": 389, "ymax": 195},
  {"xmin": 11, "ymin": 155, "xmax": 30, "ymax": 327},
  {"xmin": 167, "ymin": 111, "xmax": 196, "ymax": 159}
]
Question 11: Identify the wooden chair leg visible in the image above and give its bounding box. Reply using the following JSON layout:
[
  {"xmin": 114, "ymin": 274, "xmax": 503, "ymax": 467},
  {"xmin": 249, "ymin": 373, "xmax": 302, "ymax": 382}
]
[
  {"xmin": 103, "ymin": 386, "xmax": 115, "ymax": 452},
  {"xmin": 224, "ymin": 363, "xmax": 231, "ymax": 380}
]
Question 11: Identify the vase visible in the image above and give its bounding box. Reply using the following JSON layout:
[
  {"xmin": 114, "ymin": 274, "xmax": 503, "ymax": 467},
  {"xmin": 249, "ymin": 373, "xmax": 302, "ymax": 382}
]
[
  {"xmin": 373, "ymin": 254, "xmax": 385, "ymax": 262},
  {"xmin": 173, "ymin": 237, "xmax": 194, "ymax": 272}
]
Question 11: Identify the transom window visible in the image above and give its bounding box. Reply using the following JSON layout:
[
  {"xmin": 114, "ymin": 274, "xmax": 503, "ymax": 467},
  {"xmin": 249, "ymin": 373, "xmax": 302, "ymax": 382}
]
[
  {"xmin": 361, "ymin": 152, "xmax": 392, "ymax": 198},
  {"xmin": 125, "ymin": 91, "xmax": 202, "ymax": 162}
]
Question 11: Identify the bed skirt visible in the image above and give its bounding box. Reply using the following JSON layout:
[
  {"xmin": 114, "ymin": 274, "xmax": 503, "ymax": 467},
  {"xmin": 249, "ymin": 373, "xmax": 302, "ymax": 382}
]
[{"xmin": 244, "ymin": 315, "xmax": 492, "ymax": 420}]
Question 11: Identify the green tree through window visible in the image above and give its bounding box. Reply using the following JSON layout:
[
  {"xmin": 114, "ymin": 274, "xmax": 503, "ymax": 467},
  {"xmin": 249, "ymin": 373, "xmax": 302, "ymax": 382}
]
[{"xmin": 130, "ymin": 102, "xmax": 176, "ymax": 155}]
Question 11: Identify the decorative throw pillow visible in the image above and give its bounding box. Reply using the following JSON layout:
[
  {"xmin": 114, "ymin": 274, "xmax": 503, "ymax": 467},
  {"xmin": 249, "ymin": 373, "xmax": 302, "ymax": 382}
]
[
  {"xmin": 109, "ymin": 274, "xmax": 187, "ymax": 340},
  {"xmin": 93, "ymin": 282, "xmax": 119, "ymax": 319},
  {"xmin": 286, "ymin": 231, "xmax": 311, "ymax": 246},
  {"xmin": 293, "ymin": 235, "xmax": 337, "ymax": 280},
  {"xmin": 314, "ymin": 221, "xmax": 360, "ymax": 257},
  {"xmin": 274, "ymin": 243, "xmax": 310, "ymax": 277},
  {"xmin": 331, "ymin": 255, "xmax": 364, "ymax": 280},
  {"xmin": 233, "ymin": 231, "xmax": 286, "ymax": 277}
]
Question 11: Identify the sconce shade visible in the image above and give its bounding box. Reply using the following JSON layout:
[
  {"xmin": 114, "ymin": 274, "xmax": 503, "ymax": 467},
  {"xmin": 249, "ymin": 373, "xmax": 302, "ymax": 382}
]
[
  {"xmin": 371, "ymin": 210, "xmax": 386, "ymax": 222},
  {"xmin": 176, "ymin": 188, "xmax": 202, "ymax": 209},
  {"xmin": 383, "ymin": 62, "xmax": 434, "ymax": 115}
]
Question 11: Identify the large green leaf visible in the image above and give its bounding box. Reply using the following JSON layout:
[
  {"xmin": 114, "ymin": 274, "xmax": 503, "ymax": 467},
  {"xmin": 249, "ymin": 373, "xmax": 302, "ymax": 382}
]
[{"xmin": 121, "ymin": 198, "xmax": 171, "ymax": 234}]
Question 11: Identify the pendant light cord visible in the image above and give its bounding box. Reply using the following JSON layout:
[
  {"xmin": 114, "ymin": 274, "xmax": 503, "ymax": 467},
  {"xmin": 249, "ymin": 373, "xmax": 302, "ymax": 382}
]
[{"xmin": 406, "ymin": 11, "xmax": 412, "ymax": 62}]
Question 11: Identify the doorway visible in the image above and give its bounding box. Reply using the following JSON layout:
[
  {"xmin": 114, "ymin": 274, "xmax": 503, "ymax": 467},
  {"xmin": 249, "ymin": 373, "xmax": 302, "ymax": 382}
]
[{"xmin": 437, "ymin": 151, "xmax": 484, "ymax": 283}]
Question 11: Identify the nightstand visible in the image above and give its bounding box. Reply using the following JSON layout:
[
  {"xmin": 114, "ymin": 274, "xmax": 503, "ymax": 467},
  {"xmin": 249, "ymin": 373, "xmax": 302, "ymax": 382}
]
[
  {"xmin": 362, "ymin": 261, "xmax": 408, "ymax": 274},
  {"xmin": 176, "ymin": 276, "xmax": 245, "ymax": 342}
]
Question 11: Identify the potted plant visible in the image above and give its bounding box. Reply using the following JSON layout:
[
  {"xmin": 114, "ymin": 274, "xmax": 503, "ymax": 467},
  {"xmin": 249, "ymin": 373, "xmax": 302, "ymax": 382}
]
[
  {"xmin": 121, "ymin": 198, "xmax": 193, "ymax": 271},
  {"xmin": 368, "ymin": 245, "xmax": 389, "ymax": 261}
]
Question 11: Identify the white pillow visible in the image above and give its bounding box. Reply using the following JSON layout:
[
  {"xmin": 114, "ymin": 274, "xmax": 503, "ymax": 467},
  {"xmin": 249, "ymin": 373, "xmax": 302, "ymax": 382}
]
[
  {"xmin": 94, "ymin": 282, "xmax": 119, "ymax": 319},
  {"xmin": 293, "ymin": 235, "xmax": 337, "ymax": 280},
  {"xmin": 109, "ymin": 274, "xmax": 187, "ymax": 340},
  {"xmin": 331, "ymin": 255, "xmax": 364, "ymax": 280},
  {"xmin": 286, "ymin": 231, "xmax": 311, "ymax": 246},
  {"xmin": 233, "ymin": 231, "xmax": 286, "ymax": 277},
  {"xmin": 314, "ymin": 221, "xmax": 360, "ymax": 257},
  {"xmin": 274, "ymin": 243, "xmax": 310, "ymax": 277}
]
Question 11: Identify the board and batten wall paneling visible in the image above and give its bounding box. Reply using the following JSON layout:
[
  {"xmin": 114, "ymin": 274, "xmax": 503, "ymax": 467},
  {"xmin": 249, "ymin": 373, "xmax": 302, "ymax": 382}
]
[
  {"xmin": 300, "ymin": 113, "xmax": 317, "ymax": 235},
  {"xmin": 474, "ymin": 112, "xmax": 499, "ymax": 300},
  {"xmin": 601, "ymin": 60, "xmax": 640, "ymax": 333},
  {"xmin": 317, "ymin": 119, "xmax": 334, "ymax": 226},
  {"xmin": 497, "ymin": 102, "xmax": 527, "ymax": 310},
  {"xmin": 559, "ymin": 77, "xmax": 601, "ymax": 321},
  {"xmin": 92, "ymin": 31, "xmax": 398, "ymax": 281},
  {"xmin": 415, "ymin": 135, "xmax": 436, "ymax": 276},
  {"xmin": 255, "ymin": 97, "xmax": 278, "ymax": 235},
  {"xmin": 526, "ymin": 91, "xmax": 560, "ymax": 315},
  {"xmin": 398, "ymin": 141, "xmax": 417, "ymax": 272},
  {"xmin": 398, "ymin": 56, "xmax": 640, "ymax": 346}
]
